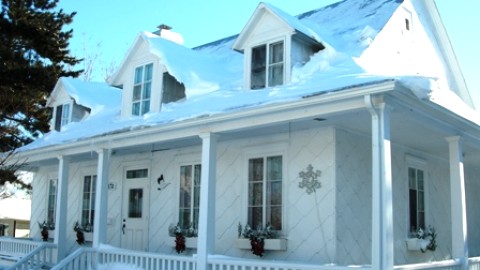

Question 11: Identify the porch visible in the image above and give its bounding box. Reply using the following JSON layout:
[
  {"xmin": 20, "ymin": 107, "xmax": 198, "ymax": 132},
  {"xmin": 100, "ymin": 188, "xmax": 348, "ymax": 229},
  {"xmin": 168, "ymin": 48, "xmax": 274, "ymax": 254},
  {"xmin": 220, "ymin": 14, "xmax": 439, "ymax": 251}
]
[
  {"xmin": 0, "ymin": 237, "xmax": 477, "ymax": 270},
  {"xmin": 14, "ymin": 84, "xmax": 480, "ymax": 269}
]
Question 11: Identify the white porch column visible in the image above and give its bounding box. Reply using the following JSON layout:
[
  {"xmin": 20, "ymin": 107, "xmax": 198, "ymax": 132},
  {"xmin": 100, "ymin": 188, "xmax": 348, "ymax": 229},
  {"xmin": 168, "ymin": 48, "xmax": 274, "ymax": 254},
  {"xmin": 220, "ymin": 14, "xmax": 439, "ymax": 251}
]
[
  {"xmin": 55, "ymin": 155, "xmax": 70, "ymax": 260},
  {"xmin": 93, "ymin": 149, "xmax": 110, "ymax": 247},
  {"xmin": 197, "ymin": 132, "xmax": 218, "ymax": 270},
  {"xmin": 446, "ymin": 136, "xmax": 468, "ymax": 269},
  {"xmin": 366, "ymin": 97, "xmax": 393, "ymax": 270}
]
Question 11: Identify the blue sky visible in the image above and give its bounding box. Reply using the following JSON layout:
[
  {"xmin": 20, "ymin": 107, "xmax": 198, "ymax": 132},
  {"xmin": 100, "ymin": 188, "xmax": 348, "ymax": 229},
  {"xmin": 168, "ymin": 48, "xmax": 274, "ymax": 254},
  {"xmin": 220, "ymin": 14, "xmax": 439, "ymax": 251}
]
[{"xmin": 58, "ymin": 0, "xmax": 480, "ymax": 108}]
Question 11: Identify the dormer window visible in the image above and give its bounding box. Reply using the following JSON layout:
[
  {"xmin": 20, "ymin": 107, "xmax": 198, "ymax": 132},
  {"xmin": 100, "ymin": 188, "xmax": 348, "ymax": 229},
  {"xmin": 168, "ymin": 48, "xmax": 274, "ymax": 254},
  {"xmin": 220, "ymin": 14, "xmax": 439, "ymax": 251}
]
[
  {"xmin": 132, "ymin": 63, "xmax": 153, "ymax": 116},
  {"xmin": 54, "ymin": 103, "xmax": 70, "ymax": 131},
  {"xmin": 162, "ymin": 72, "xmax": 186, "ymax": 104},
  {"xmin": 251, "ymin": 40, "xmax": 284, "ymax": 89}
]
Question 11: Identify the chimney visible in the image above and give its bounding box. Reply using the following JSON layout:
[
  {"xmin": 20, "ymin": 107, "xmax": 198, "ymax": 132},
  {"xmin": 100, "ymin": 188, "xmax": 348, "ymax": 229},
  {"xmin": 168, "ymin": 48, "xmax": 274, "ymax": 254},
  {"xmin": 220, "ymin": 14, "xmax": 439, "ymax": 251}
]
[{"xmin": 155, "ymin": 24, "xmax": 184, "ymax": 45}]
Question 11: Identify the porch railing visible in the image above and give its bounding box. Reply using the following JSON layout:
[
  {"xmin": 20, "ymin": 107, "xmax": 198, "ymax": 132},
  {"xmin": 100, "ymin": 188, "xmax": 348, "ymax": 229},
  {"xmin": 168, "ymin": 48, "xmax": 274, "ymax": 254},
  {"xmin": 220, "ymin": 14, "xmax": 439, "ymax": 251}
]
[
  {"xmin": 8, "ymin": 242, "xmax": 57, "ymax": 270},
  {"xmin": 469, "ymin": 257, "xmax": 480, "ymax": 270},
  {"xmin": 49, "ymin": 245, "xmax": 480, "ymax": 270},
  {"xmin": 394, "ymin": 259, "xmax": 462, "ymax": 270},
  {"xmin": 209, "ymin": 256, "xmax": 370, "ymax": 270},
  {"xmin": 51, "ymin": 247, "xmax": 197, "ymax": 270}
]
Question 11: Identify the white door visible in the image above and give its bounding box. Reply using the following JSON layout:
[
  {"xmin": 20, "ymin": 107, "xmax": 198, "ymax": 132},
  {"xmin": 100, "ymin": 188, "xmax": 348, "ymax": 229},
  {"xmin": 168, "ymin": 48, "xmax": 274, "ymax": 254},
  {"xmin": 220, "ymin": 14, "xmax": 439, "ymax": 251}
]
[{"xmin": 121, "ymin": 168, "xmax": 150, "ymax": 251}]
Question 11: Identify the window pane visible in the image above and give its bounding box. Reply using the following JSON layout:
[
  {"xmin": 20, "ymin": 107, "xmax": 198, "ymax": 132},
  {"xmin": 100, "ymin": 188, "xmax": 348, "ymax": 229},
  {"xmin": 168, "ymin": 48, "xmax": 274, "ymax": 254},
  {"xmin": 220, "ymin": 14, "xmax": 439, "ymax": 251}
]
[
  {"xmin": 418, "ymin": 191, "xmax": 424, "ymax": 210},
  {"xmin": 267, "ymin": 156, "xmax": 282, "ymax": 180},
  {"xmin": 418, "ymin": 211, "xmax": 425, "ymax": 229},
  {"xmin": 409, "ymin": 188, "xmax": 417, "ymax": 231},
  {"xmin": 180, "ymin": 166, "xmax": 192, "ymax": 208},
  {"xmin": 270, "ymin": 42, "xmax": 284, "ymax": 64},
  {"xmin": 248, "ymin": 206, "xmax": 263, "ymax": 229},
  {"xmin": 47, "ymin": 179, "xmax": 57, "ymax": 226},
  {"xmin": 251, "ymin": 45, "xmax": 266, "ymax": 89},
  {"xmin": 141, "ymin": 100, "xmax": 150, "ymax": 115},
  {"xmin": 144, "ymin": 63, "xmax": 153, "ymax": 81},
  {"xmin": 126, "ymin": 169, "xmax": 148, "ymax": 179},
  {"xmin": 249, "ymin": 182, "xmax": 263, "ymax": 206},
  {"xmin": 179, "ymin": 209, "xmax": 191, "ymax": 229},
  {"xmin": 268, "ymin": 181, "xmax": 282, "ymax": 205},
  {"xmin": 133, "ymin": 86, "xmax": 141, "ymax": 101},
  {"xmin": 268, "ymin": 64, "xmax": 284, "ymax": 86},
  {"xmin": 268, "ymin": 206, "xmax": 282, "ymax": 230},
  {"xmin": 143, "ymin": 83, "xmax": 151, "ymax": 99},
  {"xmin": 131, "ymin": 103, "xmax": 139, "ymax": 116},
  {"xmin": 134, "ymin": 66, "xmax": 143, "ymax": 84},
  {"xmin": 408, "ymin": 168, "xmax": 416, "ymax": 189},
  {"xmin": 128, "ymin": 189, "xmax": 143, "ymax": 218},
  {"xmin": 249, "ymin": 158, "xmax": 263, "ymax": 182}
]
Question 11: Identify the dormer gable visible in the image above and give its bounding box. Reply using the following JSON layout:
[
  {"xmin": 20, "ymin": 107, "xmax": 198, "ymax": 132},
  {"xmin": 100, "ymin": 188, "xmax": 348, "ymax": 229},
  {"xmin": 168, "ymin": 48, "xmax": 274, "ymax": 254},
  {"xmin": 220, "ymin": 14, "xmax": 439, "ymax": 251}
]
[
  {"xmin": 232, "ymin": 2, "xmax": 324, "ymax": 90},
  {"xmin": 110, "ymin": 30, "xmax": 239, "ymax": 119},
  {"xmin": 46, "ymin": 77, "xmax": 121, "ymax": 131}
]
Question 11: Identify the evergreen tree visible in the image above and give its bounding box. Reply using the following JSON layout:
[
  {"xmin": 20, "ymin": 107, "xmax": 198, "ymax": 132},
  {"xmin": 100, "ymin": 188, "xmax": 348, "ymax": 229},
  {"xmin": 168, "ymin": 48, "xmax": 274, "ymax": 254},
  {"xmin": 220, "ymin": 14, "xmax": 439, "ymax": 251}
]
[{"xmin": 0, "ymin": 0, "xmax": 81, "ymax": 186}]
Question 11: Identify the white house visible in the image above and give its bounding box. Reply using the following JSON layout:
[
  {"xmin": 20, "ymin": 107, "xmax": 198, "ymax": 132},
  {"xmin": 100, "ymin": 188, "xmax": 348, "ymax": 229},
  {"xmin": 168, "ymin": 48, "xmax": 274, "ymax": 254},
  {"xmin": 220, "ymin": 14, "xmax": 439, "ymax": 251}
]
[{"xmin": 3, "ymin": 0, "xmax": 480, "ymax": 269}]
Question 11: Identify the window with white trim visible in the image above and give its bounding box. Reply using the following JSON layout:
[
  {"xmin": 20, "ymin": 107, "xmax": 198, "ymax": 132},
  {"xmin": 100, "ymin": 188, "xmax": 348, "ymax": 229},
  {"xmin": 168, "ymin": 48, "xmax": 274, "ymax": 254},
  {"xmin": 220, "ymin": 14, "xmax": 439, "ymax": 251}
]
[
  {"xmin": 248, "ymin": 155, "xmax": 283, "ymax": 230},
  {"xmin": 251, "ymin": 41, "xmax": 284, "ymax": 89},
  {"xmin": 409, "ymin": 166, "xmax": 425, "ymax": 232},
  {"xmin": 132, "ymin": 63, "xmax": 153, "ymax": 116},
  {"xmin": 47, "ymin": 179, "xmax": 57, "ymax": 227},
  {"xmin": 81, "ymin": 175, "xmax": 96, "ymax": 232},
  {"xmin": 179, "ymin": 164, "xmax": 201, "ymax": 229},
  {"xmin": 54, "ymin": 103, "xmax": 70, "ymax": 131}
]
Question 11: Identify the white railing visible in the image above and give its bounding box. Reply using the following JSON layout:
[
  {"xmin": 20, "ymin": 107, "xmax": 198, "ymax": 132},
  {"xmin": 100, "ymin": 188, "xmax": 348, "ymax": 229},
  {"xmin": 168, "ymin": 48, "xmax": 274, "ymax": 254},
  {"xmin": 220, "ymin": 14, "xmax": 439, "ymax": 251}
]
[
  {"xmin": 0, "ymin": 237, "xmax": 43, "ymax": 256},
  {"xmin": 52, "ymin": 247, "xmax": 197, "ymax": 270},
  {"xmin": 209, "ymin": 256, "xmax": 371, "ymax": 270},
  {"xmin": 469, "ymin": 257, "xmax": 480, "ymax": 270},
  {"xmin": 51, "ymin": 247, "xmax": 97, "ymax": 270},
  {"xmin": 8, "ymin": 242, "xmax": 57, "ymax": 270},
  {"xmin": 394, "ymin": 259, "xmax": 462, "ymax": 270},
  {"xmin": 50, "ymin": 245, "xmax": 475, "ymax": 270}
]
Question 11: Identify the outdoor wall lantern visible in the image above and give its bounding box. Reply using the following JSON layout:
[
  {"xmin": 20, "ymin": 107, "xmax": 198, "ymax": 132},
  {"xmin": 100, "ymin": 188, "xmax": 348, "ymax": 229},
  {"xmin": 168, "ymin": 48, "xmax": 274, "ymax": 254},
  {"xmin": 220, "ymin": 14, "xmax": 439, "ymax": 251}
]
[{"xmin": 157, "ymin": 174, "xmax": 170, "ymax": 190}]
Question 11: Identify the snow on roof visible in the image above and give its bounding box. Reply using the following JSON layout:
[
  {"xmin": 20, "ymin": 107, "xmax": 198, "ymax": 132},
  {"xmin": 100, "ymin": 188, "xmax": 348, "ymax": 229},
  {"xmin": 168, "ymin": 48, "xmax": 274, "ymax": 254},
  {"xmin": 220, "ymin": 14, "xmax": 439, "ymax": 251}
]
[
  {"xmin": 143, "ymin": 31, "xmax": 243, "ymax": 97},
  {"xmin": 262, "ymin": 2, "xmax": 325, "ymax": 45},
  {"xmin": 297, "ymin": 0, "xmax": 403, "ymax": 56},
  {"xmin": 56, "ymin": 77, "xmax": 121, "ymax": 115},
  {"xmin": 19, "ymin": 0, "xmax": 479, "ymax": 153},
  {"xmin": 0, "ymin": 198, "xmax": 31, "ymax": 221}
]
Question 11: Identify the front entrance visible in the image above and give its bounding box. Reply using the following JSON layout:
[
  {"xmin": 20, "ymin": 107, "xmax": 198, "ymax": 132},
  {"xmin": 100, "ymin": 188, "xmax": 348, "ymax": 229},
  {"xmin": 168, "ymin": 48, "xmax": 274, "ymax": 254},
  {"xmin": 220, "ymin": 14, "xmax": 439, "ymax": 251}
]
[{"xmin": 121, "ymin": 167, "xmax": 150, "ymax": 251}]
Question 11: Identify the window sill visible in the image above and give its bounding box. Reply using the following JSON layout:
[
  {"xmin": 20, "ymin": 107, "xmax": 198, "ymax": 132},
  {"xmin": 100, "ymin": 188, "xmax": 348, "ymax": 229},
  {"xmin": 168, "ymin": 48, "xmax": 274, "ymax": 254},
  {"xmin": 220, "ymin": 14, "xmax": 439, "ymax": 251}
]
[
  {"xmin": 168, "ymin": 236, "xmax": 197, "ymax": 249},
  {"xmin": 405, "ymin": 238, "xmax": 429, "ymax": 251},
  {"xmin": 235, "ymin": 238, "xmax": 287, "ymax": 251}
]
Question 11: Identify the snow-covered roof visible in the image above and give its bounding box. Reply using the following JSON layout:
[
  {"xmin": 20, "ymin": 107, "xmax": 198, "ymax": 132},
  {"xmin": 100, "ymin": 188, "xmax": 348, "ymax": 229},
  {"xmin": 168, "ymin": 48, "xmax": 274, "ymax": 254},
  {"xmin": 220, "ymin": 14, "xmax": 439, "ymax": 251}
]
[
  {"xmin": 16, "ymin": 0, "xmax": 480, "ymax": 153},
  {"xmin": 0, "ymin": 198, "xmax": 31, "ymax": 221},
  {"xmin": 47, "ymin": 77, "xmax": 121, "ymax": 115}
]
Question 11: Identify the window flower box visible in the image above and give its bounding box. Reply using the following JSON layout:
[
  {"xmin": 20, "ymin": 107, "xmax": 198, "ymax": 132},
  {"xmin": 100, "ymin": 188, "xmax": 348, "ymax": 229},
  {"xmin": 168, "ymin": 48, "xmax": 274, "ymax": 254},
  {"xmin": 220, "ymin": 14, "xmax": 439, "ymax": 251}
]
[
  {"xmin": 235, "ymin": 238, "xmax": 287, "ymax": 251},
  {"xmin": 406, "ymin": 238, "xmax": 429, "ymax": 251},
  {"xmin": 168, "ymin": 236, "xmax": 197, "ymax": 249},
  {"xmin": 84, "ymin": 232, "xmax": 93, "ymax": 242}
]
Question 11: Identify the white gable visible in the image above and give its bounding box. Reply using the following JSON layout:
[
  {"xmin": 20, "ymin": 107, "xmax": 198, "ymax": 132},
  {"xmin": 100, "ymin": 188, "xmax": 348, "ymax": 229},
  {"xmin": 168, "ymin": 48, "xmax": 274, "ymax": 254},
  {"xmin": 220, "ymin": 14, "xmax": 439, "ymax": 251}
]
[{"xmin": 357, "ymin": 0, "xmax": 471, "ymax": 107}]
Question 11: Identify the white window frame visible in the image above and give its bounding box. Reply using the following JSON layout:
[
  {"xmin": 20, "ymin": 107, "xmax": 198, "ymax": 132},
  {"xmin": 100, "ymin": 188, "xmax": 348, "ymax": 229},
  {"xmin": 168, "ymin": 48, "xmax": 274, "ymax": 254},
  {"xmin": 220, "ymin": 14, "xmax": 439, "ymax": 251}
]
[
  {"xmin": 132, "ymin": 63, "xmax": 153, "ymax": 116},
  {"xmin": 406, "ymin": 155, "xmax": 427, "ymax": 235},
  {"xmin": 249, "ymin": 39, "xmax": 285, "ymax": 89},
  {"xmin": 81, "ymin": 174, "xmax": 97, "ymax": 232},
  {"xmin": 53, "ymin": 102, "xmax": 72, "ymax": 131},
  {"xmin": 178, "ymin": 163, "xmax": 201, "ymax": 230},
  {"xmin": 244, "ymin": 148, "xmax": 285, "ymax": 233}
]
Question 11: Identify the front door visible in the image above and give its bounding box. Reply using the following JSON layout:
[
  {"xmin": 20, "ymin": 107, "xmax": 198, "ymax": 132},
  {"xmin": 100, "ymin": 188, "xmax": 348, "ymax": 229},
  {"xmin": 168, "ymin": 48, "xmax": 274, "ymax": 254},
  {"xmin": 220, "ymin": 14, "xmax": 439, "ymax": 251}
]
[{"xmin": 121, "ymin": 167, "xmax": 150, "ymax": 251}]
